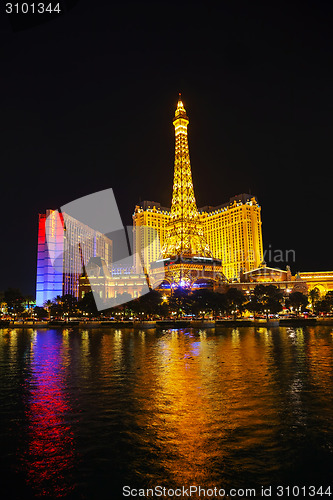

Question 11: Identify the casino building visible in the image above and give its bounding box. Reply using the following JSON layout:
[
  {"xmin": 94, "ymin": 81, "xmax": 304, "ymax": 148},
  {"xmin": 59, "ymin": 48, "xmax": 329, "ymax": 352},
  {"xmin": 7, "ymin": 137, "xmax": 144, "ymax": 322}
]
[{"xmin": 134, "ymin": 194, "xmax": 263, "ymax": 283}]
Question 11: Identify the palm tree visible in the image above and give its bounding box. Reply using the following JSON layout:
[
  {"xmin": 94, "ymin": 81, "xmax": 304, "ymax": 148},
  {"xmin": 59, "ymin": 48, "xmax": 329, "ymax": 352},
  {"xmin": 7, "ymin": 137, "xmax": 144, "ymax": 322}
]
[
  {"xmin": 309, "ymin": 287, "xmax": 320, "ymax": 313},
  {"xmin": 43, "ymin": 299, "xmax": 53, "ymax": 320}
]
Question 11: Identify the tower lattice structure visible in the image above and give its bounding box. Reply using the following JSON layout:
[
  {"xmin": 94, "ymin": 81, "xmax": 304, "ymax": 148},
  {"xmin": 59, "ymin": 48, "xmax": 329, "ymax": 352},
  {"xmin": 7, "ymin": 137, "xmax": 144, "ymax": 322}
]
[{"xmin": 162, "ymin": 95, "xmax": 212, "ymax": 259}]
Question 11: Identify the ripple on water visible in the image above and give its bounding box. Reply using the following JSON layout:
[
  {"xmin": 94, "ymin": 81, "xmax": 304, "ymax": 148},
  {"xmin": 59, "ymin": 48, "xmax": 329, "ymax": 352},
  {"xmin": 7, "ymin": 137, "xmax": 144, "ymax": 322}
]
[{"xmin": 0, "ymin": 326, "xmax": 332, "ymax": 497}]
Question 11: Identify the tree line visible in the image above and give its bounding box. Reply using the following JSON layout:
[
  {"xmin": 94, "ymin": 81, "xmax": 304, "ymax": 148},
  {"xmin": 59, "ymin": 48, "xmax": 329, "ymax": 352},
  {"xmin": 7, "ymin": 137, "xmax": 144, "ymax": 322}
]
[{"xmin": 2, "ymin": 285, "xmax": 333, "ymax": 320}]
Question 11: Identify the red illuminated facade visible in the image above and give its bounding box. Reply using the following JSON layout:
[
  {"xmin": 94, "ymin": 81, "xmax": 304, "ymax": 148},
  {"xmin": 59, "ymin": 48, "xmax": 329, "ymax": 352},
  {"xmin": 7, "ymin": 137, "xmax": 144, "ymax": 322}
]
[{"xmin": 36, "ymin": 209, "xmax": 112, "ymax": 306}]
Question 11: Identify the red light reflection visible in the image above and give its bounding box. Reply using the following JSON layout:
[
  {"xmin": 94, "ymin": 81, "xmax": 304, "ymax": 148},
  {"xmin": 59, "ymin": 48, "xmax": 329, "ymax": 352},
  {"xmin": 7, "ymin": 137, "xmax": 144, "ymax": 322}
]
[{"xmin": 22, "ymin": 332, "xmax": 75, "ymax": 497}]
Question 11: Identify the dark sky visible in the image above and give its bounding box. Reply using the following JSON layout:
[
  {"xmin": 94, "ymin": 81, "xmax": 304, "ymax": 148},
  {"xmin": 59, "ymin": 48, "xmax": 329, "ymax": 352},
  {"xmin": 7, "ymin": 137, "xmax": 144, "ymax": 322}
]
[{"xmin": 0, "ymin": 0, "xmax": 332, "ymax": 296}]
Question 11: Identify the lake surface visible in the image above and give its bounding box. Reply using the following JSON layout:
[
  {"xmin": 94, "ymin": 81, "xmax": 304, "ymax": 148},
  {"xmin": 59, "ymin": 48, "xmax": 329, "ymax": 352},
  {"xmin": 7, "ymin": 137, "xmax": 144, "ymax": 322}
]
[{"xmin": 0, "ymin": 326, "xmax": 332, "ymax": 499}]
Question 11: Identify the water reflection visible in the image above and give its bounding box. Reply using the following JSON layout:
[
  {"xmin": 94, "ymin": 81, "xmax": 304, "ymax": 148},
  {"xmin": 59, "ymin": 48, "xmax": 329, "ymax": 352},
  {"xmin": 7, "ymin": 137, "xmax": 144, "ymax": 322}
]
[
  {"xmin": 8, "ymin": 329, "xmax": 18, "ymax": 361},
  {"xmin": 22, "ymin": 330, "xmax": 75, "ymax": 497},
  {"xmin": 129, "ymin": 328, "xmax": 280, "ymax": 487},
  {"xmin": 0, "ymin": 326, "xmax": 332, "ymax": 498},
  {"xmin": 122, "ymin": 327, "xmax": 333, "ymax": 489},
  {"xmin": 131, "ymin": 330, "xmax": 212, "ymax": 485}
]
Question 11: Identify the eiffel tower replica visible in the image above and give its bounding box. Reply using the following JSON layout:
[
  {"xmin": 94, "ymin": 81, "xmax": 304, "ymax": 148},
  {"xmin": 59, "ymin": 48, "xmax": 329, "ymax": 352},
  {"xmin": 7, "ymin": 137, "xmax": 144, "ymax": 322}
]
[{"xmin": 150, "ymin": 95, "xmax": 226, "ymax": 289}]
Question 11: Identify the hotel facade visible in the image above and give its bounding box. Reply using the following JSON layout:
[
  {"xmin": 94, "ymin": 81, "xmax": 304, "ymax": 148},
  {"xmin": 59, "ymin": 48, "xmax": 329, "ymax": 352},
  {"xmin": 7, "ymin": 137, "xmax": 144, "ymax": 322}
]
[
  {"xmin": 36, "ymin": 209, "xmax": 112, "ymax": 306},
  {"xmin": 133, "ymin": 194, "xmax": 263, "ymax": 282}
]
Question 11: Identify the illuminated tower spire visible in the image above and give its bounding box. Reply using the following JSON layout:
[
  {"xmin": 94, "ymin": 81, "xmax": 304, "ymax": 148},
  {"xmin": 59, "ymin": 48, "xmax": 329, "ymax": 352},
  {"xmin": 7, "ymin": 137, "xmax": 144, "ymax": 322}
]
[{"xmin": 162, "ymin": 95, "xmax": 212, "ymax": 259}]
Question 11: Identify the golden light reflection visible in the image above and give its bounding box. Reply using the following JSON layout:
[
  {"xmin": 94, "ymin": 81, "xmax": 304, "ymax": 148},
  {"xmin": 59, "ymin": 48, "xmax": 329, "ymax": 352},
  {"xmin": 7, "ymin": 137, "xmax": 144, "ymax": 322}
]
[
  {"xmin": 113, "ymin": 329, "xmax": 123, "ymax": 371},
  {"xmin": 285, "ymin": 328, "xmax": 307, "ymax": 427},
  {"xmin": 256, "ymin": 327, "xmax": 273, "ymax": 345},
  {"xmin": 8, "ymin": 329, "xmax": 18, "ymax": 360},
  {"xmin": 129, "ymin": 328, "xmax": 278, "ymax": 487},
  {"xmin": 231, "ymin": 327, "xmax": 240, "ymax": 346},
  {"xmin": 99, "ymin": 332, "xmax": 116, "ymax": 381},
  {"xmin": 79, "ymin": 329, "xmax": 91, "ymax": 376},
  {"xmin": 307, "ymin": 327, "xmax": 333, "ymax": 395},
  {"xmin": 198, "ymin": 329, "xmax": 207, "ymax": 340},
  {"xmin": 61, "ymin": 329, "xmax": 71, "ymax": 370}
]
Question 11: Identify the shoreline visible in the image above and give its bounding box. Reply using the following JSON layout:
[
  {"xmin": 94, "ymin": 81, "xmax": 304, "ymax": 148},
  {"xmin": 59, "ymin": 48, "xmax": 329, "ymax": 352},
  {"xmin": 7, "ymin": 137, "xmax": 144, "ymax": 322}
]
[{"xmin": 2, "ymin": 317, "xmax": 333, "ymax": 329}]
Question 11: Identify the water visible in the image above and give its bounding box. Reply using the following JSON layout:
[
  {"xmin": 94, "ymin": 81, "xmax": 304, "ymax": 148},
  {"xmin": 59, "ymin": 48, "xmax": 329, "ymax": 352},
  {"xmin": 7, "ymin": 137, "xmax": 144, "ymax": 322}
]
[{"xmin": 0, "ymin": 326, "xmax": 332, "ymax": 499}]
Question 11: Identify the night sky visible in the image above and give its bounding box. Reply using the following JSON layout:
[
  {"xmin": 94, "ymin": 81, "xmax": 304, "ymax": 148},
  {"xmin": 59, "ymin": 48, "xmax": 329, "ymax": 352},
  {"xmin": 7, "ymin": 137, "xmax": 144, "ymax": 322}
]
[{"xmin": 1, "ymin": 0, "xmax": 332, "ymax": 296}]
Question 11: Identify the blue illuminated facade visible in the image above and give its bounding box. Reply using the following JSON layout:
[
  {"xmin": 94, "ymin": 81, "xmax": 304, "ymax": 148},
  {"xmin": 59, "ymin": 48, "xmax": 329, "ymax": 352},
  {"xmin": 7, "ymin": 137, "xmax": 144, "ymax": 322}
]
[{"xmin": 36, "ymin": 210, "xmax": 112, "ymax": 307}]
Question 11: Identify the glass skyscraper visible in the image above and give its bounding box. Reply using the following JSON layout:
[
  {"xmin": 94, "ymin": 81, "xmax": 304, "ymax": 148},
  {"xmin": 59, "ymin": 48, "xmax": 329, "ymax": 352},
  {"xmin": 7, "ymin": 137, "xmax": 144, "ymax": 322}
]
[{"xmin": 36, "ymin": 209, "xmax": 112, "ymax": 306}]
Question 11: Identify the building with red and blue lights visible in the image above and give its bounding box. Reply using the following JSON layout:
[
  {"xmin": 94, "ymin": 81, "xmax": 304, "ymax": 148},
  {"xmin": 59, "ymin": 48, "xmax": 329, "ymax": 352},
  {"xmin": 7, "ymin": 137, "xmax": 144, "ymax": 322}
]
[{"xmin": 36, "ymin": 209, "xmax": 112, "ymax": 307}]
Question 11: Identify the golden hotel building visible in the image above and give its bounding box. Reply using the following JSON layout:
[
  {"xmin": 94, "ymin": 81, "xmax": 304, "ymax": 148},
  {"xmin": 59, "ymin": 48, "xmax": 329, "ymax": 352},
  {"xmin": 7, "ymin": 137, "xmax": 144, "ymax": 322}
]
[{"xmin": 133, "ymin": 193, "xmax": 263, "ymax": 281}]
